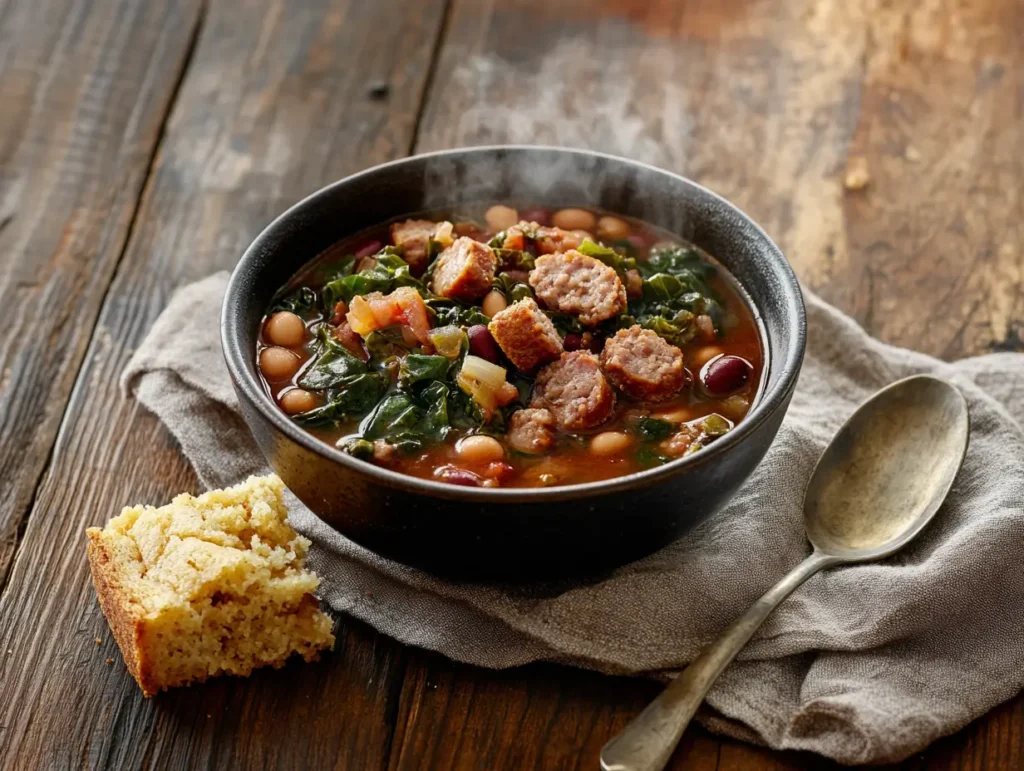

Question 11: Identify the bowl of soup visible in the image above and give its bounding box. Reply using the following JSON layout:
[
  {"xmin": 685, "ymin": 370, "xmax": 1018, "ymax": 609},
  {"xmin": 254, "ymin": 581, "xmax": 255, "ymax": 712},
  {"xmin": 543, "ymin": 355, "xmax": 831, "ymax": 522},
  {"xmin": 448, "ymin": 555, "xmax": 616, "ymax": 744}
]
[{"xmin": 222, "ymin": 146, "xmax": 805, "ymax": 577}]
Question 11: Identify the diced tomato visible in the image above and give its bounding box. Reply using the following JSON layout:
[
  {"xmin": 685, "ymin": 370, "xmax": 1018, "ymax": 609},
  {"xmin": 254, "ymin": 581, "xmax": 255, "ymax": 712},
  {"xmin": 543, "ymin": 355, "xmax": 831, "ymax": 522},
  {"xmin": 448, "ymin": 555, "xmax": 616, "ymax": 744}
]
[
  {"xmin": 345, "ymin": 287, "xmax": 432, "ymax": 344},
  {"xmin": 503, "ymin": 228, "xmax": 525, "ymax": 251}
]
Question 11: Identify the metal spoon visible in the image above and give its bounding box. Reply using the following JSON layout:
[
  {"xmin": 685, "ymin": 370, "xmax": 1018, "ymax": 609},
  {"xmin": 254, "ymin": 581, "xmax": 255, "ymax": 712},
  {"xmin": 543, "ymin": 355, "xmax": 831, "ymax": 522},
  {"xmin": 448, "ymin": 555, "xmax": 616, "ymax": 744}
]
[{"xmin": 601, "ymin": 374, "xmax": 970, "ymax": 771}]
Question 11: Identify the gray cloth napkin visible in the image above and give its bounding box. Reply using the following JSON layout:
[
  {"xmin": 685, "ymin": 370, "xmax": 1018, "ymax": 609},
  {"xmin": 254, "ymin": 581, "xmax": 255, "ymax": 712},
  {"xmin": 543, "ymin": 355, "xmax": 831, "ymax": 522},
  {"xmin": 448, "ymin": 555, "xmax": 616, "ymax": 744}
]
[{"xmin": 122, "ymin": 271, "xmax": 1024, "ymax": 765}]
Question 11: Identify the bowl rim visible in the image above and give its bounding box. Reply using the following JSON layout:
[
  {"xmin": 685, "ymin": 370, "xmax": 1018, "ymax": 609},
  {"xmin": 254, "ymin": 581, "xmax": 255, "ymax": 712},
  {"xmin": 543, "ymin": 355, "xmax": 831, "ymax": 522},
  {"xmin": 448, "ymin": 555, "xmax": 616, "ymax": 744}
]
[{"xmin": 222, "ymin": 145, "xmax": 806, "ymax": 503}]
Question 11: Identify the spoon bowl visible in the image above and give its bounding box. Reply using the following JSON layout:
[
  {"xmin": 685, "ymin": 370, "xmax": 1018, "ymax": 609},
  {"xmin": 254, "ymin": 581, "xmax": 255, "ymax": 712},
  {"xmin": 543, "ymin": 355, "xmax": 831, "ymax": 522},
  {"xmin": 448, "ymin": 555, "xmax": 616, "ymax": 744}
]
[
  {"xmin": 601, "ymin": 375, "xmax": 970, "ymax": 771},
  {"xmin": 804, "ymin": 375, "xmax": 970, "ymax": 560}
]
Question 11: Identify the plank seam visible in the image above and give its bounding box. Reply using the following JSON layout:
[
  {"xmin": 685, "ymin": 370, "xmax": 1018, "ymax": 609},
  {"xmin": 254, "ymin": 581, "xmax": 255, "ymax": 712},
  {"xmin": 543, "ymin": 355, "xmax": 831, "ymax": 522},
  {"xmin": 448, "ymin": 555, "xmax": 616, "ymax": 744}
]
[
  {"xmin": 0, "ymin": 0, "xmax": 209, "ymax": 602},
  {"xmin": 408, "ymin": 0, "xmax": 455, "ymax": 155}
]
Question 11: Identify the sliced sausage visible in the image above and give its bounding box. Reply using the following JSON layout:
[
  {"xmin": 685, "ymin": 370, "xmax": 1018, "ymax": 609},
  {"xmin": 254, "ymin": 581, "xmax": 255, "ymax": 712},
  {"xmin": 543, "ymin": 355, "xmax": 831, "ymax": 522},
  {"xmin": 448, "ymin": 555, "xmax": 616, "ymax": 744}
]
[
  {"xmin": 487, "ymin": 297, "xmax": 563, "ymax": 372},
  {"xmin": 600, "ymin": 325, "xmax": 686, "ymax": 401},
  {"xmin": 390, "ymin": 219, "xmax": 436, "ymax": 273},
  {"xmin": 529, "ymin": 249, "xmax": 627, "ymax": 326},
  {"xmin": 532, "ymin": 351, "xmax": 615, "ymax": 431},
  {"xmin": 506, "ymin": 408, "xmax": 557, "ymax": 454},
  {"xmin": 430, "ymin": 237, "xmax": 497, "ymax": 301}
]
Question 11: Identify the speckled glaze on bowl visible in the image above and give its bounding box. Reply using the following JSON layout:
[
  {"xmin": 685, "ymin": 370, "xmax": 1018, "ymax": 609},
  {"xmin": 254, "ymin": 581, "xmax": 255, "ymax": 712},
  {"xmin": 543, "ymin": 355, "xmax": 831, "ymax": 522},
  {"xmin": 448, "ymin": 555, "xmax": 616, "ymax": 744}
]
[{"xmin": 222, "ymin": 146, "xmax": 806, "ymax": 579}]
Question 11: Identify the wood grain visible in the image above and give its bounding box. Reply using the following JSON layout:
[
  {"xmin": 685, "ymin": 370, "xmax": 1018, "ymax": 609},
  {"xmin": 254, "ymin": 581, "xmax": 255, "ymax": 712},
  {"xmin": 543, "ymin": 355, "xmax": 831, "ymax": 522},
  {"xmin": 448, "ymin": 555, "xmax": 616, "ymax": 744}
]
[
  {"xmin": 0, "ymin": 0, "xmax": 204, "ymax": 588},
  {"xmin": 397, "ymin": 0, "xmax": 1024, "ymax": 768},
  {"xmin": 0, "ymin": 0, "xmax": 447, "ymax": 767}
]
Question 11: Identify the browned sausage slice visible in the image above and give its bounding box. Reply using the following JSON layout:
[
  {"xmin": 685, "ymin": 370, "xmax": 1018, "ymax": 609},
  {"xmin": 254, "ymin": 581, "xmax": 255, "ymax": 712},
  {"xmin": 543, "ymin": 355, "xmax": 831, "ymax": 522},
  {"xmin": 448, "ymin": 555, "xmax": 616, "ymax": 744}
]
[
  {"xmin": 529, "ymin": 250, "xmax": 626, "ymax": 325},
  {"xmin": 487, "ymin": 298, "xmax": 563, "ymax": 372},
  {"xmin": 430, "ymin": 237, "xmax": 497, "ymax": 301},
  {"xmin": 532, "ymin": 351, "xmax": 615, "ymax": 431},
  {"xmin": 600, "ymin": 325, "xmax": 686, "ymax": 401}
]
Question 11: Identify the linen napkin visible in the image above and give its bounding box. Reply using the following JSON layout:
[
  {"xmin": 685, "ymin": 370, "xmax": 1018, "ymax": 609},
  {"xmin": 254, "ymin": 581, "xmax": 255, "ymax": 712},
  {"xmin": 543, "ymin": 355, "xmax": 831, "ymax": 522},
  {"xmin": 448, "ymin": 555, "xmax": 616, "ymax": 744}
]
[{"xmin": 121, "ymin": 272, "xmax": 1024, "ymax": 765}]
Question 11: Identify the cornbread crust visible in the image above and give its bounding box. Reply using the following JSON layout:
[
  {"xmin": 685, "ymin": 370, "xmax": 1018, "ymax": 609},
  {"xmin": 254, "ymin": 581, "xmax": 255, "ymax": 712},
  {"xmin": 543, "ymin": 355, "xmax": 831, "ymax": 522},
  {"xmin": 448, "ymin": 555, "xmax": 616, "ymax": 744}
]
[{"xmin": 86, "ymin": 475, "xmax": 334, "ymax": 697}]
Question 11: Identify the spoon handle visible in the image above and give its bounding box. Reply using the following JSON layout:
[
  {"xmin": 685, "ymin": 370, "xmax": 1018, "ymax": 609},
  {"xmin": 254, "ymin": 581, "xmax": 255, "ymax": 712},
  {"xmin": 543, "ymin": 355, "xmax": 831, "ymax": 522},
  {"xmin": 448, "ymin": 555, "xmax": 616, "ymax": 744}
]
[{"xmin": 600, "ymin": 550, "xmax": 839, "ymax": 771}]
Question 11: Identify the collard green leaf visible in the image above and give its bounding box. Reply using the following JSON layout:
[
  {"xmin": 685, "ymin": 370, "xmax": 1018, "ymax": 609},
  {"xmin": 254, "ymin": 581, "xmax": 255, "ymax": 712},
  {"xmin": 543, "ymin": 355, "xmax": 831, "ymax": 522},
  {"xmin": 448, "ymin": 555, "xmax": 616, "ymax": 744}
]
[
  {"xmin": 293, "ymin": 373, "xmax": 386, "ymax": 426},
  {"xmin": 425, "ymin": 297, "xmax": 491, "ymax": 328},
  {"xmin": 298, "ymin": 341, "xmax": 368, "ymax": 391},
  {"xmin": 491, "ymin": 273, "xmax": 534, "ymax": 303},
  {"xmin": 636, "ymin": 417, "xmax": 675, "ymax": 440},
  {"xmin": 322, "ymin": 247, "xmax": 422, "ymax": 310},
  {"xmin": 364, "ymin": 327, "xmax": 412, "ymax": 363},
  {"xmin": 361, "ymin": 392, "xmax": 421, "ymax": 439},
  {"xmin": 399, "ymin": 354, "xmax": 451, "ymax": 389},
  {"xmin": 494, "ymin": 248, "xmax": 535, "ymax": 272},
  {"xmin": 578, "ymin": 238, "xmax": 636, "ymax": 277},
  {"xmin": 269, "ymin": 286, "xmax": 319, "ymax": 315}
]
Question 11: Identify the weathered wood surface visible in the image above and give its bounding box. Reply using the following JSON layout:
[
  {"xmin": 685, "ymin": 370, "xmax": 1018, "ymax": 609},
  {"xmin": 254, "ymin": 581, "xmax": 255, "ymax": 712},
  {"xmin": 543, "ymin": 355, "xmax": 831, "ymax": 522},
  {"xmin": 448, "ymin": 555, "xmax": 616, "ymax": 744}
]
[
  {"xmin": 0, "ymin": 0, "xmax": 203, "ymax": 587},
  {"xmin": 0, "ymin": 0, "xmax": 1022, "ymax": 768},
  {"xmin": 0, "ymin": 0, "xmax": 446, "ymax": 767}
]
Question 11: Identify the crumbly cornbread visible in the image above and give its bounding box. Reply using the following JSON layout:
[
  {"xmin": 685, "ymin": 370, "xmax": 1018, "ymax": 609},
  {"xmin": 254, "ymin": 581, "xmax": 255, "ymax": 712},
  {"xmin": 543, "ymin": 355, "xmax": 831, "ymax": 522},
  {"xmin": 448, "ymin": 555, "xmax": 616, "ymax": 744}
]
[{"xmin": 86, "ymin": 475, "xmax": 334, "ymax": 697}]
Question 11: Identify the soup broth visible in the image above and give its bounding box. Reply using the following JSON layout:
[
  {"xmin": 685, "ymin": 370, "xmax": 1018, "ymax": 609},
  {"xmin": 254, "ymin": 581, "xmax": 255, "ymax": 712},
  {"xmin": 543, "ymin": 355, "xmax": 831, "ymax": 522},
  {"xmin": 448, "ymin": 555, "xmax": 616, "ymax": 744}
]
[{"xmin": 257, "ymin": 205, "xmax": 764, "ymax": 488}]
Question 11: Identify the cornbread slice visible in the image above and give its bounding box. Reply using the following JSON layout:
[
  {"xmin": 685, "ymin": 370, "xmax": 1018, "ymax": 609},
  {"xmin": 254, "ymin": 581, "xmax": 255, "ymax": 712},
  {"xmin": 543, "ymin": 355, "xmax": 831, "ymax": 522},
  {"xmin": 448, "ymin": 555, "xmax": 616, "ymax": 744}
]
[{"xmin": 86, "ymin": 475, "xmax": 334, "ymax": 697}]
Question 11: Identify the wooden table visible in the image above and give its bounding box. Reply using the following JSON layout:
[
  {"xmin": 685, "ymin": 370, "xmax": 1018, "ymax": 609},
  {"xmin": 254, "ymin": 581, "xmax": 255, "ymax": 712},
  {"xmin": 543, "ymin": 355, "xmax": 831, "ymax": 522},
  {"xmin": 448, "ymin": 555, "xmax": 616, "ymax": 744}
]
[{"xmin": 1, "ymin": 0, "xmax": 1021, "ymax": 767}]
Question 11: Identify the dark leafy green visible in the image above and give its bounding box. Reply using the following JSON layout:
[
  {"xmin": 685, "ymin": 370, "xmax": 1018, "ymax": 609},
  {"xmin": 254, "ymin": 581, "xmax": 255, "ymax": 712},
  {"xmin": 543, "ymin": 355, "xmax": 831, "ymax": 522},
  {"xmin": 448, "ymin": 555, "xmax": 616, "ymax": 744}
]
[
  {"xmin": 425, "ymin": 297, "xmax": 491, "ymax": 328},
  {"xmin": 298, "ymin": 329, "xmax": 368, "ymax": 390},
  {"xmin": 578, "ymin": 238, "xmax": 636, "ymax": 278},
  {"xmin": 359, "ymin": 381, "xmax": 453, "ymax": 449},
  {"xmin": 636, "ymin": 417, "xmax": 675, "ymax": 440},
  {"xmin": 494, "ymin": 248, "xmax": 535, "ymax": 272},
  {"xmin": 491, "ymin": 273, "xmax": 534, "ymax": 303},
  {"xmin": 364, "ymin": 326, "xmax": 412, "ymax": 363},
  {"xmin": 293, "ymin": 373, "xmax": 387, "ymax": 426},
  {"xmin": 399, "ymin": 354, "xmax": 451, "ymax": 389},
  {"xmin": 269, "ymin": 286, "xmax": 319, "ymax": 315},
  {"xmin": 321, "ymin": 247, "xmax": 421, "ymax": 310}
]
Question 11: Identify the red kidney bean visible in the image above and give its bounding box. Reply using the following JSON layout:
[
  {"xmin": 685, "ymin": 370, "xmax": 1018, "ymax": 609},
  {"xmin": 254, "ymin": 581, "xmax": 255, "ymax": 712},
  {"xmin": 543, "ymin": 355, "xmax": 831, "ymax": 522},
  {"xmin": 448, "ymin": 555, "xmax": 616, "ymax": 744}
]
[
  {"xmin": 519, "ymin": 208, "xmax": 551, "ymax": 226},
  {"xmin": 434, "ymin": 465, "xmax": 482, "ymax": 487},
  {"xmin": 355, "ymin": 240, "xmax": 383, "ymax": 258},
  {"xmin": 562, "ymin": 333, "xmax": 582, "ymax": 351},
  {"xmin": 701, "ymin": 355, "xmax": 752, "ymax": 396},
  {"xmin": 468, "ymin": 324, "xmax": 500, "ymax": 362},
  {"xmin": 583, "ymin": 332, "xmax": 603, "ymax": 354}
]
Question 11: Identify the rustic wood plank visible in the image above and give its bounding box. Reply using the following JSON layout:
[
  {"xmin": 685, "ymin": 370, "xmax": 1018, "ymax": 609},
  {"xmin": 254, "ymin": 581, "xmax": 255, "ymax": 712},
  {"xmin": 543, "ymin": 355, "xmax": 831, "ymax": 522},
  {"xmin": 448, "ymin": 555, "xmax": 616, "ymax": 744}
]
[
  {"xmin": 0, "ymin": 0, "xmax": 204, "ymax": 587},
  {"xmin": 0, "ymin": 0, "xmax": 447, "ymax": 767},
  {"xmin": 388, "ymin": 655, "xmax": 720, "ymax": 771},
  {"xmin": 397, "ymin": 0, "xmax": 1024, "ymax": 768}
]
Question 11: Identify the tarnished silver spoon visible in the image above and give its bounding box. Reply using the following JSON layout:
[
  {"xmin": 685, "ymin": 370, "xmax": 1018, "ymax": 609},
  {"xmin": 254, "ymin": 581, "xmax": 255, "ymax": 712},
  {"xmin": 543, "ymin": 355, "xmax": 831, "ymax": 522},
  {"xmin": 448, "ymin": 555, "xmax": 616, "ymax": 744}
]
[{"xmin": 601, "ymin": 374, "xmax": 970, "ymax": 771}]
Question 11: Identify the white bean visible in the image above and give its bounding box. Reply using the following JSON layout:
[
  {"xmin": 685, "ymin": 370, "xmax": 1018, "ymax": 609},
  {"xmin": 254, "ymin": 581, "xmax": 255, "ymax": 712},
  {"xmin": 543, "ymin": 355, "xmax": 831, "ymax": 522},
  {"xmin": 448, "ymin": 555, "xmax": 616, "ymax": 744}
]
[
  {"xmin": 589, "ymin": 431, "xmax": 633, "ymax": 457},
  {"xmin": 259, "ymin": 347, "xmax": 301, "ymax": 380},
  {"xmin": 280, "ymin": 388, "xmax": 317, "ymax": 414},
  {"xmin": 485, "ymin": 204, "xmax": 519, "ymax": 231},
  {"xmin": 456, "ymin": 434, "xmax": 505, "ymax": 464},
  {"xmin": 482, "ymin": 289, "xmax": 508, "ymax": 318},
  {"xmin": 552, "ymin": 208, "xmax": 597, "ymax": 231},
  {"xmin": 264, "ymin": 311, "xmax": 306, "ymax": 347},
  {"xmin": 597, "ymin": 215, "xmax": 630, "ymax": 240}
]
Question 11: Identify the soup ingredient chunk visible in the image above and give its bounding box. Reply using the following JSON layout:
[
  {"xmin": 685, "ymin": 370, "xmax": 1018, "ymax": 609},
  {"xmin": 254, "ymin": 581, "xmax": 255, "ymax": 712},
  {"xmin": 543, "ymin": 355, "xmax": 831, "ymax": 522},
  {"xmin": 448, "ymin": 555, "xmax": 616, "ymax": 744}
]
[
  {"xmin": 507, "ymin": 407, "xmax": 556, "ymax": 454},
  {"xmin": 86, "ymin": 475, "xmax": 334, "ymax": 697},
  {"xmin": 260, "ymin": 346, "xmax": 302, "ymax": 381},
  {"xmin": 534, "ymin": 225, "xmax": 584, "ymax": 255},
  {"xmin": 701, "ymin": 354, "xmax": 753, "ymax": 396},
  {"xmin": 347, "ymin": 286, "xmax": 432, "ymax": 344},
  {"xmin": 487, "ymin": 298, "xmax": 563, "ymax": 372},
  {"xmin": 552, "ymin": 208, "xmax": 597, "ymax": 232},
  {"xmin": 390, "ymin": 219, "xmax": 436, "ymax": 272},
  {"xmin": 533, "ymin": 351, "xmax": 614, "ymax": 431},
  {"xmin": 264, "ymin": 311, "xmax": 306, "ymax": 347},
  {"xmin": 529, "ymin": 250, "xmax": 626, "ymax": 326},
  {"xmin": 430, "ymin": 237, "xmax": 497, "ymax": 301},
  {"xmin": 600, "ymin": 325, "xmax": 686, "ymax": 400}
]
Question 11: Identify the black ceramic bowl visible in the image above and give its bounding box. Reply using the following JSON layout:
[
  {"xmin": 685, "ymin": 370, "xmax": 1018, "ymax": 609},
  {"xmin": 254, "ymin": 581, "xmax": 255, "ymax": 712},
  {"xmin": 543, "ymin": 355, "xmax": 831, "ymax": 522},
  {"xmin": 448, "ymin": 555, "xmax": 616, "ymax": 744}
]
[{"xmin": 222, "ymin": 146, "xmax": 805, "ymax": 579}]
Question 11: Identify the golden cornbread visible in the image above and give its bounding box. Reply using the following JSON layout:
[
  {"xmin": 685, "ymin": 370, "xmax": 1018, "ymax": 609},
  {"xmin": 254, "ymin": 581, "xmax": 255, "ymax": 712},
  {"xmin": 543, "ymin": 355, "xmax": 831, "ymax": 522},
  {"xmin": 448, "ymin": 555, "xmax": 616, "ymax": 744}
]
[{"xmin": 86, "ymin": 475, "xmax": 334, "ymax": 697}]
